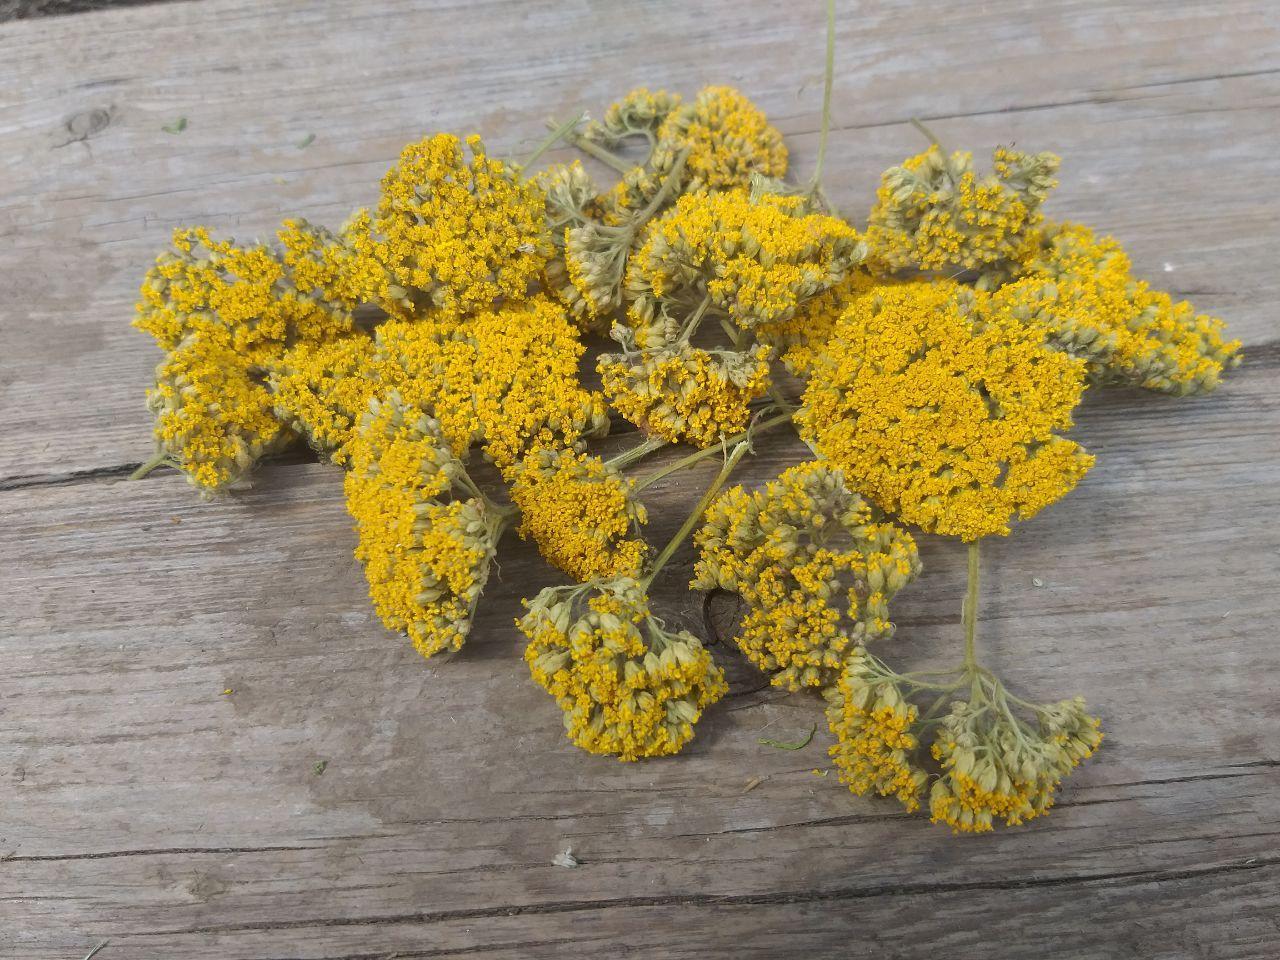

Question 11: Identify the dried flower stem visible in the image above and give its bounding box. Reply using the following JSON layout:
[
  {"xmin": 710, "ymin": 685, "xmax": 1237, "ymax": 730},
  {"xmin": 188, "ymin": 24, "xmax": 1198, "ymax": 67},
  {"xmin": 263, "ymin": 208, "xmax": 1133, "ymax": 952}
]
[
  {"xmin": 963, "ymin": 540, "xmax": 981, "ymax": 672},
  {"xmin": 523, "ymin": 113, "xmax": 586, "ymax": 169},
  {"xmin": 606, "ymin": 435, "xmax": 669, "ymax": 471},
  {"xmin": 808, "ymin": 0, "xmax": 836, "ymax": 195},
  {"xmin": 450, "ymin": 461, "xmax": 518, "ymax": 523},
  {"xmin": 909, "ymin": 117, "xmax": 945, "ymax": 151},
  {"xmin": 553, "ymin": 120, "xmax": 632, "ymax": 173},
  {"xmin": 630, "ymin": 409, "xmax": 794, "ymax": 494},
  {"xmin": 130, "ymin": 447, "xmax": 177, "ymax": 480},
  {"xmin": 678, "ymin": 294, "xmax": 714, "ymax": 345},
  {"xmin": 642, "ymin": 440, "xmax": 749, "ymax": 588}
]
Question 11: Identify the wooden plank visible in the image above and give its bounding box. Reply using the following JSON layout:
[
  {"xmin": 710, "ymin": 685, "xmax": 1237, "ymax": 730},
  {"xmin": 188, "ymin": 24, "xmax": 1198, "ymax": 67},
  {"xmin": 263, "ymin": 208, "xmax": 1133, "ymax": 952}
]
[
  {"xmin": 2, "ymin": 0, "xmax": 1280, "ymax": 956},
  {"xmin": 0, "ymin": 0, "xmax": 189, "ymax": 23},
  {"xmin": 0, "ymin": 0, "xmax": 1277, "ymax": 483},
  {"xmin": 3, "ymin": 351, "xmax": 1279, "ymax": 957}
]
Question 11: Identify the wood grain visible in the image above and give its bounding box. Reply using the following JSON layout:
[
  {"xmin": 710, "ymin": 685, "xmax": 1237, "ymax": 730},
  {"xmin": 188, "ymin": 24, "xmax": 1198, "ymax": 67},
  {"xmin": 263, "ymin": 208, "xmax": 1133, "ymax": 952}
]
[{"xmin": 1, "ymin": 0, "xmax": 1278, "ymax": 957}]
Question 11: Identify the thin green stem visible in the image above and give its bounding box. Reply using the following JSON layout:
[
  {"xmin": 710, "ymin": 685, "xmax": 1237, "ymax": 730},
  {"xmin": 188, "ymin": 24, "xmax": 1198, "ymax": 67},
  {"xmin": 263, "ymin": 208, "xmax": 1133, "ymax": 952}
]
[
  {"xmin": 910, "ymin": 117, "xmax": 958, "ymax": 189},
  {"xmin": 130, "ymin": 447, "xmax": 173, "ymax": 480},
  {"xmin": 640, "ymin": 127, "xmax": 658, "ymax": 166},
  {"xmin": 606, "ymin": 435, "xmax": 668, "ymax": 472},
  {"xmin": 523, "ymin": 113, "xmax": 585, "ymax": 169},
  {"xmin": 963, "ymin": 540, "xmax": 980, "ymax": 673},
  {"xmin": 642, "ymin": 441, "xmax": 749, "ymax": 589},
  {"xmin": 767, "ymin": 384, "xmax": 799, "ymax": 413},
  {"xmin": 900, "ymin": 677, "xmax": 966, "ymax": 694},
  {"xmin": 899, "ymin": 668, "xmax": 964, "ymax": 681},
  {"xmin": 816, "ymin": 184, "xmax": 841, "ymax": 219},
  {"xmin": 451, "ymin": 460, "xmax": 513, "ymax": 521},
  {"xmin": 634, "ymin": 148, "xmax": 689, "ymax": 222},
  {"xmin": 718, "ymin": 314, "xmax": 744, "ymax": 348},
  {"xmin": 590, "ymin": 148, "xmax": 689, "ymax": 240},
  {"xmin": 910, "ymin": 117, "xmax": 944, "ymax": 151},
  {"xmin": 557, "ymin": 123, "xmax": 632, "ymax": 174},
  {"xmin": 807, "ymin": 0, "xmax": 837, "ymax": 195},
  {"xmin": 678, "ymin": 294, "xmax": 713, "ymax": 345},
  {"xmin": 919, "ymin": 687, "xmax": 961, "ymax": 724},
  {"xmin": 630, "ymin": 410, "xmax": 794, "ymax": 494}
]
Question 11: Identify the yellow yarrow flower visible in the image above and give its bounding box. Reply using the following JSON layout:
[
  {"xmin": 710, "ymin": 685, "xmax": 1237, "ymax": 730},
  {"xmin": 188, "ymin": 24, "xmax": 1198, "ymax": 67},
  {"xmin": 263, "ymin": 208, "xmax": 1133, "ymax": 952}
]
[
  {"xmin": 799, "ymin": 279, "xmax": 1094, "ymax": 540},
  {"xmin": 276, "ymin": 217, "xmax": 386, "ymax": 311},
  {"xmin": 271, "ymin": 333, "xmax": 378, "ymax": 466},
  {"xmin": 147, "ymin": 335, "xmax": 291, "ymax": 496},
  {"xmin": 273, "ymin": 298, "xmax": 608, "ymax": 474},
  {"xmin": 657, "ymin": 85, "xmax": 787, "ymax": 191},
  {"xmin": 693, "ymin": 461, "xmax": 920, "ymax": 690},
  {"xmin": 993, "ymin": 221, "xmax": 1241, "ymax": 395},
  {"xmin": 363, "ymin": 133, "xmax": 553, "ymax": 316},
  {"xmin": 756, "ymin": 269, "xmax": 878, "ymax": 375},
  {"xmin": 824, "ymin": 649, "xmax": 928, "ymax": 811},
  {"xmin": 135, "ymin": 224, "xmax": 358, "ymax": 492},
  {"xmin": 344, "ymin": 395, "xmax": 509, "ymax": 659},
  {"xmin": 929, "ymin": 696, "xmax": 1102, "ymax": 834},
  {"xmin": 511, "ymin": 447, "xmax": 649, "ymax": 582},
  {"xmin": 865, "ymin": 144, "xmax": 1058, "ymax": 276},
  {"xmin": 373, "ymin": 297, "xmax": 610, "ymax": 474},
  {"xmin": 519, "ymin": 577, "xmax": 727, "ymax": 761},
  {"xmin": 599, "ymin": 344, "xmax": 772, "ymax": 448},
  {"xmin": 135, "ymin": 225, "xmax": 354, "ymax": 357},
  {"xmin": 583, "ymin": 87, "xmax": 684, "ymax": 148},
  {"xmin": 627, "ymin": 189, "xmax": 863, "ymax": 341}
]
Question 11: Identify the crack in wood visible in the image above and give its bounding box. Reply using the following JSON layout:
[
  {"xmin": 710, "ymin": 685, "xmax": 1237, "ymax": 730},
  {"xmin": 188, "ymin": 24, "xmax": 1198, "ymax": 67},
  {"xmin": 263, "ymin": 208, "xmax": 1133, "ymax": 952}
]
[
  {"xmin": 3, "ymin": 842, "xmax": 323, "ymax": 863},
  {"xmin": 124, "ymin": 855, "xmax": 1280, "ymax": 937}
]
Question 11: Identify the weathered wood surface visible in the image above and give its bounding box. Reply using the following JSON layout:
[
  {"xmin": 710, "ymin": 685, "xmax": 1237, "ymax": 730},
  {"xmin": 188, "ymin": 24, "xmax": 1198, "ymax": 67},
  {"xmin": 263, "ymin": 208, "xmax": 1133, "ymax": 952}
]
[{"xmin": 1, "ymin": 1, "xmax": 1278, "ymax": 957}]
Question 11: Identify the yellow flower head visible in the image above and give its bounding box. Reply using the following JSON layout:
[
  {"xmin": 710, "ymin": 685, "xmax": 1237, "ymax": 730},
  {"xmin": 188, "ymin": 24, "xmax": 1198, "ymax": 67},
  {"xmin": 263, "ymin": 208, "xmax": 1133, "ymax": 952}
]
[
  {"xmin": 373, "ymin": 297, "xmax": 610, "ymax": 473},
  {"xmin": 865, "ymin": 144, "xmax": 1058, "ymax": 276},
  {"xmin": 561, "ymin": 218, "xmax": 636, "ymax": 322},
  {"xmin": 756, "ymin": 269, "xmax": 877, "ymax": 375},
  {"xmin": 599, "ymin": 343, "xmax": 772, "ymax": 448},
  {"xmin": 693, "ymin": 461, "xmax": 921, "ymax": 690},
  {"xmin": 657, "ymin": 86, "xmax": 787, "ymax": 191},
  {"xmin": 929, "ymin": 696, "xmax": 1102, "ymax": 834},
  {"xmin": 344, "ymin": 394, "xmax": 508, "ymax": 659},
  {"xmin": 271, "ymin": 333, "xmax": 378, "ymax": 466},
  {"xmin": 993, "ymin": 221, "xmax": 1241, "ymax": 395},
  {"xmin": 511, "ymin": 447, "xmax": 649, "ymax": 582},
  {"xmin": 799, "ymin": 279, "xmax": 1094, "ymax": 540},
  {"xmin": 135, "ymin": 225, "xmax": 354, "ymax": 359},
  {"xmin": 367, "ymin": 133, "xmax": 553, "ymax": 315},
  {"xmin": 824, "ymin": 648, "xmax": 928, "ymax": 811},
  {"xmin": 519, "ymin": 577, "xmax": 728, "ymax": 761},
  {"xmin": 627, "ymin": 190, "xmax": 864, "ymax": 341},
  {"xmin": 558, "ymin": 144, "xmax": 690, "ymax": 328},
  {"xmin": 537, "ymin": 160, "xmax": 618, "ymax": 331},
  {"xmin": 276, "ymin": 217, "xmax": 386, "ymax": 311},
  {"xmin": 538, "ymin": 160, "xmax": 605, "ymax": 243},
  {"xmin": 583, "ymin": 87, "xmax": 684, "ymax": 147},
  {"xmin": 147, "ymin": 334, "xmax": 291, "ymax": 496}
]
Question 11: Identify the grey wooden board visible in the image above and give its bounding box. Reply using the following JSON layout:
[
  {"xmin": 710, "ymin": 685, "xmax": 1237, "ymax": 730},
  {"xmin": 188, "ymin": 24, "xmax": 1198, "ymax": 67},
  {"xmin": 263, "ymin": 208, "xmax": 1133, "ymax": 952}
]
[
  {"xmin": 0, "ymin": 0, "xmax": 187, "ymax": 23},
  {"xmin": 1, "ymin": 0, "xmax": 1278, "ymax": 957}
]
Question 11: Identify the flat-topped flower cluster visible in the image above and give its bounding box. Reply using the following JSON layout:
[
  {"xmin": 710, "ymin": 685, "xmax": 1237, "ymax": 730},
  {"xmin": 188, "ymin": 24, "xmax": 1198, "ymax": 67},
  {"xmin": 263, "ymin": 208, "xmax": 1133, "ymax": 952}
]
[{"xmin": 131, "ymin": 74, "xmax": 1238, "ymax": 835}]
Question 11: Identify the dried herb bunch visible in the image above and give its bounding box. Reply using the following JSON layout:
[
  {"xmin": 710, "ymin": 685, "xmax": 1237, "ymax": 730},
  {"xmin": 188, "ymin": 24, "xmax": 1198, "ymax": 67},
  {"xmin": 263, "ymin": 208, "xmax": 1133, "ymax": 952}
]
[{"xmin": 130, "ymin": 2, "xmax": 1239, "ymax": 834}]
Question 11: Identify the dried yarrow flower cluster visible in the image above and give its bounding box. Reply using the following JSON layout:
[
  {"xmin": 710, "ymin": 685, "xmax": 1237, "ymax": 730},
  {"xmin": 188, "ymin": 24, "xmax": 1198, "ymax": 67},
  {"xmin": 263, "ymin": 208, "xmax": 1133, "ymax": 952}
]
[
  {"xmin": 821, "ymin": 646, "xmax": 1103, "ymax": 831},
  {"xmin": 693, "ymin": 462, "xmax": 921, "ymax": 690},
  {"xmin": 520, "ymin": 577, "xmax": 727, "ymax": 760},
  {"xmin": 131, "ymin": 18, "xmax": 1240, "ymax": 832}
]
